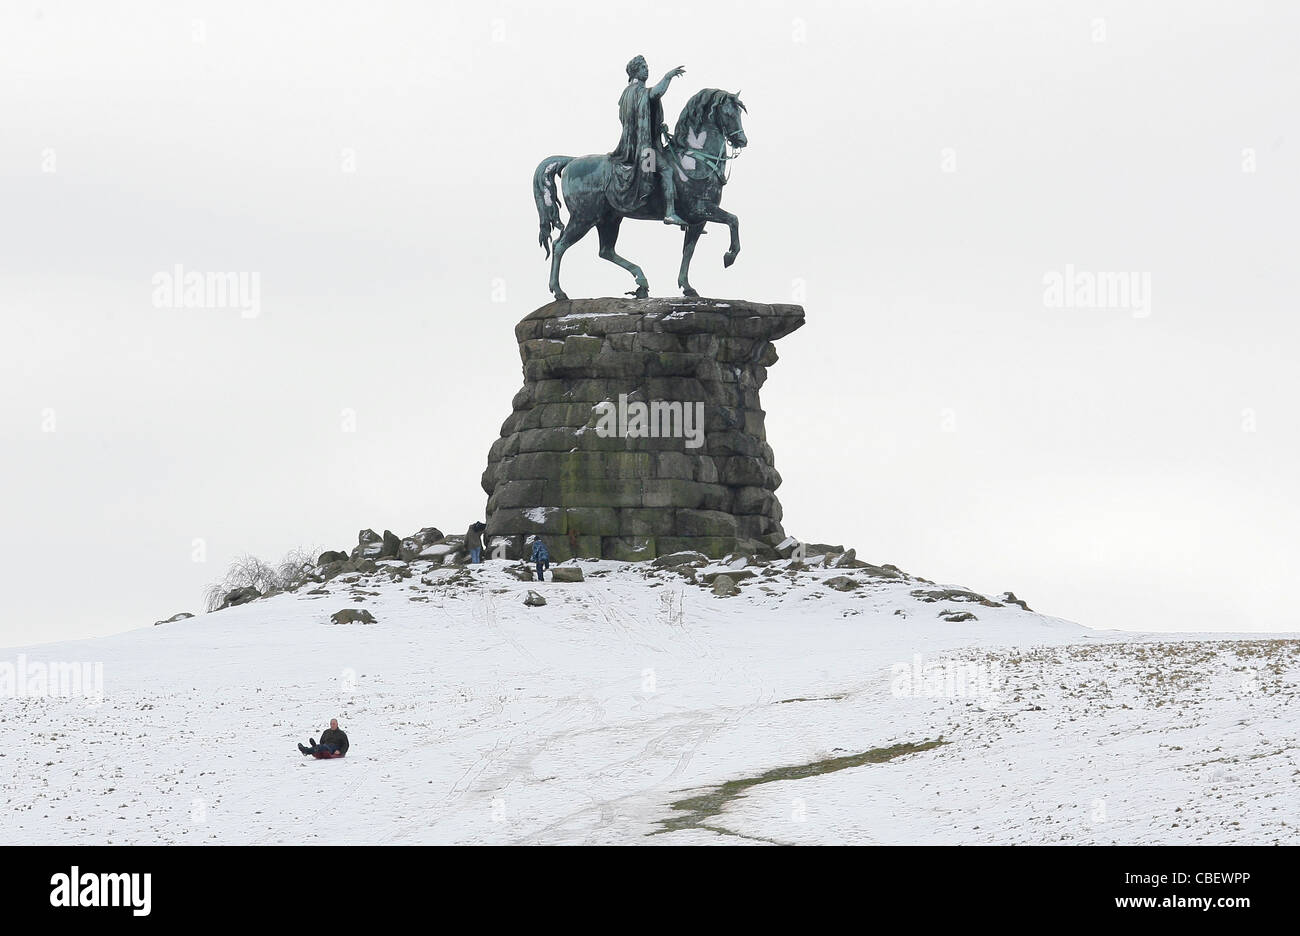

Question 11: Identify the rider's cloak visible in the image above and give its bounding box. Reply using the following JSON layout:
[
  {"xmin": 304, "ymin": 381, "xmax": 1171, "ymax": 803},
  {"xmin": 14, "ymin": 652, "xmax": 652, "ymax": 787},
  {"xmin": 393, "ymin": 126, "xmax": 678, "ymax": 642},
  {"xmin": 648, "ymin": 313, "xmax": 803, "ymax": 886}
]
[{"xmin": 607, "ymin": 79, "xmax": 665, "ymax": 214}]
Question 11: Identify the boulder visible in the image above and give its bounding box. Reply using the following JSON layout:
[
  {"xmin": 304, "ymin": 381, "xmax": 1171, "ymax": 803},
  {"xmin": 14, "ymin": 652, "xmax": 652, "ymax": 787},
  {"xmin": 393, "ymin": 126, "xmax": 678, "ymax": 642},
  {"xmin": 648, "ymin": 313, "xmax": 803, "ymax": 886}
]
[
  {"xmin": 217, "ymin": 586, "xmax": 260, "ymax": 609},
  {"xmin": 701, "ymin": 569, "xmax": 756, "ymax": 585},
  {"xmin": 1000, "ymin": 591, "xmax": 1032, "ymax": 611},
  {"xmin": 318, "ymin": 560, "xmax": 346, "ymax": 582},
  {"xmin": 523, "ymin": 590, "xmax": 547, "ymax": 607},
  {"xmin": 316, "ymin": 550, "xmax": 349, "ymax": 566},
  {"xmin": 400, "ymin": 527, "xmax": 445, "ymax": 561},
  {"xmin": 710, "ymin": 574, "xmax": 739, "ymax": 597},
  {"xmin": 329, "ymin": 608, "xmax": 377, "ymax": 625},
  {"xmin": 418, "ymin": 542, "xmax": 458, "ymax": 563},
  {"xmin": 910, "ymin": 588, "xmax": 1002, "ymax": 607},
  {"xmin": 775, "ymin": 536, "xmax": 801, "ymax": 559},
  {"xmin": 823, "ymin": 576, "xmax": 860, "ymax": 592},
  {"xmin": 379, "ymin": 529, "xmax": 401, "ymax": 560},
  {"xmin": 154, "ymin": 612, "xmax": 194, "ymax": 626},
  {"xmin": 832, "ymin": 548, "xmax": 857, "ymax": 569},
  {"xmin": 551, "ymin": 567, "xmax": 585, "ymax": 583},
  {"xmin": 939, "ymin": 610, "xmax": 977, "ymax": 623},
  {"xmin": 352, "ymin": 529, "xmax": 383, "ymax": 559}
]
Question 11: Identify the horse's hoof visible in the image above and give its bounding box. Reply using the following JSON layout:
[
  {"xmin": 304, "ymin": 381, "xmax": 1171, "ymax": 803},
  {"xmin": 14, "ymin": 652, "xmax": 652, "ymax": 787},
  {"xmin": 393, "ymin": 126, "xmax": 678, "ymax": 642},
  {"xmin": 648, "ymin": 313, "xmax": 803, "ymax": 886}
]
[
  {"xmin": 723, "ymin": 251, "xmax": 738, "ymax": 268},
  {"xmin": 631, "ymin": 285, "xmax": 649, "ymax": 299},
  {"xmin": 552, "ymin": 290, "xmax": 569, "ymax": 302},
  {"xmin": 682, "ymin": 287, "xmax": 699, "ymax": 297}
]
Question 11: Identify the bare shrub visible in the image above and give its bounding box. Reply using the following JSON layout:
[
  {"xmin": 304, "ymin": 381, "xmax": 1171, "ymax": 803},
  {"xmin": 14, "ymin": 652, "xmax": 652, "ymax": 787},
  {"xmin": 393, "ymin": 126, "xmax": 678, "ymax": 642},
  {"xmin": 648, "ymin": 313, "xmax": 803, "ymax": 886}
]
[
  {"xmin": 204, "ymin": 546, "xmax": 322, "ymax": 612},
  {"xmin": 275, "ymin": 546, "xmax": 320, "ymax": 592}
]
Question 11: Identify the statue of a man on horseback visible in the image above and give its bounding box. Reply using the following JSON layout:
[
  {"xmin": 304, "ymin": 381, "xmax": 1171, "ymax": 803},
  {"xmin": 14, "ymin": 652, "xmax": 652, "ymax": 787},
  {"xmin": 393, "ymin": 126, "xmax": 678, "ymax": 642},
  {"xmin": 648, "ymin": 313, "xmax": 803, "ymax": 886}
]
[
  {"xmin": 533, "ymin": 56, "xmax": 748, "ymax": 301},
  {"xmin": 608, "ymin": 55, "xmax": 687, "ymax": 226}
]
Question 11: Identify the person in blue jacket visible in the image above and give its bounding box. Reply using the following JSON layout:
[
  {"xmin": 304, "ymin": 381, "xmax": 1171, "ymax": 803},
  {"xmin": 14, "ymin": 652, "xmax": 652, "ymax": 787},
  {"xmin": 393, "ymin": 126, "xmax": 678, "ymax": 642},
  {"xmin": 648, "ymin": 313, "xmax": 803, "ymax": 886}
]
[{"xmin": 530, "ymin": 538, "xmax": 550, "ymax": 582}]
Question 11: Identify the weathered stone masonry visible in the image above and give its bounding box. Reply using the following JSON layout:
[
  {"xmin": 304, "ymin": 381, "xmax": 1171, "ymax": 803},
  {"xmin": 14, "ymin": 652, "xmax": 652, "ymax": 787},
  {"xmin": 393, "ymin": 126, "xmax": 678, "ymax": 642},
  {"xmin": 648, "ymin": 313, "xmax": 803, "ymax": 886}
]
[{"xmin": 482, "ymin": 297, "xmax": 805, "ymax": 562}]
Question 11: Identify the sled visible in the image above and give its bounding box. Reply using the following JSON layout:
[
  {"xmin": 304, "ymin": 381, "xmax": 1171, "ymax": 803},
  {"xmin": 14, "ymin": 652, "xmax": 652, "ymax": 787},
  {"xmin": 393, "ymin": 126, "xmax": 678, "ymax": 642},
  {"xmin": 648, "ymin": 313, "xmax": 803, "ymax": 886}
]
[{"xmin": 312, "ymin": 750, "xmax": 345, "ymax": 759}]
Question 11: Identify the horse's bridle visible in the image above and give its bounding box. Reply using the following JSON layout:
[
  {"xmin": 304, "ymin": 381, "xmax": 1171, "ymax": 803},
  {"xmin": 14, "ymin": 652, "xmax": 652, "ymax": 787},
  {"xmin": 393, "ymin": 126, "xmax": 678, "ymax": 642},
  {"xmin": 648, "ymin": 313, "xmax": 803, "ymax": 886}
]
[{"xmin": 671, "ymin": 129, "xmax": 744, "ymax": 184}]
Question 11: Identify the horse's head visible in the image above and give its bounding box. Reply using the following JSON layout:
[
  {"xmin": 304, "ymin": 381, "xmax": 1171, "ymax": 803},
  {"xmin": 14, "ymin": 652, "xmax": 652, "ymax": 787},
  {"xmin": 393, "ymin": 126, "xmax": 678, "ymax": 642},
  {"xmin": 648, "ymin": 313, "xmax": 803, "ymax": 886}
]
[
  {"xmin": 720, "ymin": 91, "xmax": 748, "ymax": 149},
  {"xmin": 676, "ymin": 89, "xmax": 748, "ymax": 152}
]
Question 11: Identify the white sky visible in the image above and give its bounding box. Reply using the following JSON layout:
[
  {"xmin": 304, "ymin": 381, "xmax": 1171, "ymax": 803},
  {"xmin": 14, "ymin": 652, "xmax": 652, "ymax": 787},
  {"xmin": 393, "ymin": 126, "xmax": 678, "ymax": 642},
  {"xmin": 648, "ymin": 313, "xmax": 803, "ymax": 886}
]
[{"xmin": 2, "ymin": 0, "xmax": 1296, "ymax": 645}]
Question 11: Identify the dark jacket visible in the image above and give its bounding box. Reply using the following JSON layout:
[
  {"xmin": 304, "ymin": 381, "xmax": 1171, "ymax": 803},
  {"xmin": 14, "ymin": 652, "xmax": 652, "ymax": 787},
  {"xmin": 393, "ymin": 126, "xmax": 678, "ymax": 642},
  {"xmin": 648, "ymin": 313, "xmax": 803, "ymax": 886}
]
[
  {"xmin": 531, "ymin": 540, "xmax": 549, "ymax": 563},
  {"xmin": 319, "ymin": 727, "xmax": 349, "ymax": 755},
  {"xmin": 466, "ymin": 525, "xmax": 484, "ymax": 552}
]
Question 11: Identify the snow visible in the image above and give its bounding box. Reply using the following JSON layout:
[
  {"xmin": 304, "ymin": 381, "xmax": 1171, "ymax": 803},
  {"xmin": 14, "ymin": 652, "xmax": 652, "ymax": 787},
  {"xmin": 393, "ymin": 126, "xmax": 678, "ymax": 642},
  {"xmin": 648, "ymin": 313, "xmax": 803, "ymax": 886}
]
[
  {"xmin": 1, "ymin": 559, "xmax": 1295, "ymax": 845},
  {"xmin": 523, "ymin": 507, "xmax": 552, "ymax": 524}
]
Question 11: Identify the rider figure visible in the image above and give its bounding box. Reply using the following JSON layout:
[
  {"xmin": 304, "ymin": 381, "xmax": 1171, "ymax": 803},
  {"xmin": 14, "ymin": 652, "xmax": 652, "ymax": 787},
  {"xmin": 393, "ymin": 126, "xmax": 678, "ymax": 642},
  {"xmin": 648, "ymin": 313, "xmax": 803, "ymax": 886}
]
[{"xmin": 611, "ymin": 55, "xmax": 687, "ymax": 226}]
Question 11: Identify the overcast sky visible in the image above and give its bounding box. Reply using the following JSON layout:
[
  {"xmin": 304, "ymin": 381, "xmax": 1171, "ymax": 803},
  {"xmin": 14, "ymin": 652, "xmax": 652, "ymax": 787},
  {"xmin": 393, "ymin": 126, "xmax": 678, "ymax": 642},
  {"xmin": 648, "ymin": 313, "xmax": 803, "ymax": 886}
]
[{"xmin": 1, "ymin": 0, "xmax": 1296, "ymax": 646}]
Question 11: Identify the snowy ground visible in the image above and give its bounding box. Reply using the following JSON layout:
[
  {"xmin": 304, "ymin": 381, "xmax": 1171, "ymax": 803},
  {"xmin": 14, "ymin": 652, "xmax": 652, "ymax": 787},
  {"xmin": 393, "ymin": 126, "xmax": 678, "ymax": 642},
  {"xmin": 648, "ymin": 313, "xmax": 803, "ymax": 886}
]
[{"xmin": 2, "ymin": 556, "xmax": 1296, "ymax": 845}]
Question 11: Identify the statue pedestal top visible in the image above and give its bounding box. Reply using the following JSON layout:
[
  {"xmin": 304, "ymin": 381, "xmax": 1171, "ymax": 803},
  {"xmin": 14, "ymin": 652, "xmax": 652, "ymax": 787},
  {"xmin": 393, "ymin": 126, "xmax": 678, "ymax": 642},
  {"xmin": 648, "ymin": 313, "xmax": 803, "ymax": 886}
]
[{"xmin": 515, "ymin": 297, "xmax": 804, "ymax": 345}]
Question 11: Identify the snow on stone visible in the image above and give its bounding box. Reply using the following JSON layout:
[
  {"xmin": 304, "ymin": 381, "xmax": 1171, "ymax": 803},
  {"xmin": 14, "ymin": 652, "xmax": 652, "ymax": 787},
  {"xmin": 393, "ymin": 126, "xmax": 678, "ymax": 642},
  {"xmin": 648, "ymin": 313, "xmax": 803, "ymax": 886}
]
[{"xmin": 555, "ymin": 310, "xmax": 629, "ymax": 320}]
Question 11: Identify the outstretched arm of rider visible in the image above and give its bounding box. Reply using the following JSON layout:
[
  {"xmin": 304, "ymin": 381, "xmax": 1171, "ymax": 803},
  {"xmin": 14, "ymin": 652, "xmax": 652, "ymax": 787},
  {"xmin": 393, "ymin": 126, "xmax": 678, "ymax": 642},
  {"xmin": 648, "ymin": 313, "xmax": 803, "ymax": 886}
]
[{"xmin": 649, "ymin": 65, "xmax": 686, "ymax": 99}]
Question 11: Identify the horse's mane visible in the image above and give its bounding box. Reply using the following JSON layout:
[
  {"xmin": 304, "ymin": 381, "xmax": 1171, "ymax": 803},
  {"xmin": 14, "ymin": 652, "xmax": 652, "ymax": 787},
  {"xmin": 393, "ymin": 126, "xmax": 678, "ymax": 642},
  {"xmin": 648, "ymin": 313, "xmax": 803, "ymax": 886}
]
[{"xmin": 673, "ymin": 88, "xmax": 745, "ymax": 142}]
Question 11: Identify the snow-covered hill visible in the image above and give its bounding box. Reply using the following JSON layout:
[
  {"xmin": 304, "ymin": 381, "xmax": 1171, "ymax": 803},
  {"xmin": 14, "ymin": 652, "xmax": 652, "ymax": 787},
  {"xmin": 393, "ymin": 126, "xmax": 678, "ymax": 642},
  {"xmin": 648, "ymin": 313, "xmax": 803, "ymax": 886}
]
[{"xmin": 3, "ymin": 555, "xmax": 1296, "ymax": 845}]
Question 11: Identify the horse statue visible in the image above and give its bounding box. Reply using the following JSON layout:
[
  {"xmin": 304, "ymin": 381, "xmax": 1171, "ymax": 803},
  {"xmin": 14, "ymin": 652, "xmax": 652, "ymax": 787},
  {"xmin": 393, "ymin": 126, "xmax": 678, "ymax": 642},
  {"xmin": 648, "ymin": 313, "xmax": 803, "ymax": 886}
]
[{"xmin": 532, "ymin": 87, "xmax": 748, "ymax": 301}]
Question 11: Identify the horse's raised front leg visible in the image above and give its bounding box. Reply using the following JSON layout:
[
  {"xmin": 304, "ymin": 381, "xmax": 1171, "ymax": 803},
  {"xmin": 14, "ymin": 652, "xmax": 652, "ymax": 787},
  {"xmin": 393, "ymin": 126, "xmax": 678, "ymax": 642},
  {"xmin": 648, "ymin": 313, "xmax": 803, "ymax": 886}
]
[
  {"xmin": 596, "ymin": 218, "xmax": 649, "ymax": 299},
  {"xmin": 549, "ymin": 217, "xmax": 595, "ymax": 301},
  {"xmin": 695, "ymin": 205, "xmax": 740, "ymax": 267},
  {"xmin": 678, "ymin": 223, "xmax": 706, "ymax": 296}
]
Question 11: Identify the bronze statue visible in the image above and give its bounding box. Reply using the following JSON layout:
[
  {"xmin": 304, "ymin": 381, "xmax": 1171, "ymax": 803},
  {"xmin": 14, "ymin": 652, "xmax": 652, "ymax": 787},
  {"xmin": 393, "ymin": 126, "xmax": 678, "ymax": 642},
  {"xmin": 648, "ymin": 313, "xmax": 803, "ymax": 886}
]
[{"xmin": 533, "ymin": 56, "xmax": 748, "ymax": 300}]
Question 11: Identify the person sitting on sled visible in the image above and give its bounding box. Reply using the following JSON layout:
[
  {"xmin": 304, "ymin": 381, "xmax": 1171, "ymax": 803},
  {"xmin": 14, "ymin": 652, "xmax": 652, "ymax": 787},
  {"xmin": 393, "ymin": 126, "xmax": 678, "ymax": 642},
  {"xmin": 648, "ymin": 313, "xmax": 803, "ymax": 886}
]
[{"xmin": 298, "ymin": 718, "xmax": 349, "ymax": 757}]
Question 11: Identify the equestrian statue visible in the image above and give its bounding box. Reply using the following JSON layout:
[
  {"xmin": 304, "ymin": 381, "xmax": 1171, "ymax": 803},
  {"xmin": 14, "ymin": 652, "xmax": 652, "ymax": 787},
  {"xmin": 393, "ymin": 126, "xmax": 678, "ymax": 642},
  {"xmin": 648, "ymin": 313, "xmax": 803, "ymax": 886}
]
[{"xmin": 532, "ymin": 55, "xmax": 749, "ymax": 300}]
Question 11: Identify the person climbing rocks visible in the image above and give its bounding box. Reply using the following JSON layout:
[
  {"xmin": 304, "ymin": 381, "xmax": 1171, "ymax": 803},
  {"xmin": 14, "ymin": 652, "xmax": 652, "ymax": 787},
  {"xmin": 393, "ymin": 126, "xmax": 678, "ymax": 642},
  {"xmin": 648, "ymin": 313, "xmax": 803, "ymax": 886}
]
[
  {"xmin": 466, "ymin": 521, "xmax": 485, "ymax": 564},
  {"xmin": 298, "ymin": 718, "xmax": 349, "ymax": 757},
  {"xmin": 531, "ymin": 537, "xmax": 550, "ymax": 582}
]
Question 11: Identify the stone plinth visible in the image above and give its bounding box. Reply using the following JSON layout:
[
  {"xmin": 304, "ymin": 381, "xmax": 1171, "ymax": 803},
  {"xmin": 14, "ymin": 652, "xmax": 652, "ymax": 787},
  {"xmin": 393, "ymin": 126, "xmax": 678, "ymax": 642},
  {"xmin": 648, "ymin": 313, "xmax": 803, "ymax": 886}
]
[{"xmin": 482, "ymin": 297, "xmax": 804, "ymax": 561}]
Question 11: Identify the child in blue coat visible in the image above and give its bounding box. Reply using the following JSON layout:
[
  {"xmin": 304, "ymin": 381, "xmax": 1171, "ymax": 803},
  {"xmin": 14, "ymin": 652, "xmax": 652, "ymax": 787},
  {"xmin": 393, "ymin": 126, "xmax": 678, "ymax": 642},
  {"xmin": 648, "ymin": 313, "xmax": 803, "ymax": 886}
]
[{"xmin": 530, "ymin": 538, "xmax": 550, "ymax": 582}]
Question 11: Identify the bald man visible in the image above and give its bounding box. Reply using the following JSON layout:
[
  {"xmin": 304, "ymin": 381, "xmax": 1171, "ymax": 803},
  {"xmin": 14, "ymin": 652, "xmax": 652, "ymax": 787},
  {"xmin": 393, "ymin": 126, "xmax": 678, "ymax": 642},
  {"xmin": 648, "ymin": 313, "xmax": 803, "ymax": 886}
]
[{"xmin": 298, "ymin": 718, "xmax": 349, "ymax": 757}]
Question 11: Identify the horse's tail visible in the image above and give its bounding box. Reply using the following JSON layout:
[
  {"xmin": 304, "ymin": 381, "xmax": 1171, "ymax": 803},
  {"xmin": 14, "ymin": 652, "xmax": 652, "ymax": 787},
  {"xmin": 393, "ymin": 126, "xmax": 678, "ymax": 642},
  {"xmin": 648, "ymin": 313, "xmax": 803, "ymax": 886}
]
[{"xmin": 533, "ymin": 156, "xmax": 572, "ymax": 259}]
